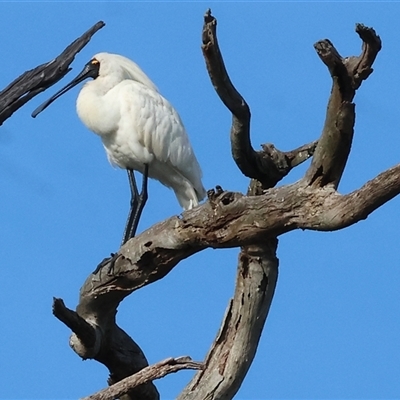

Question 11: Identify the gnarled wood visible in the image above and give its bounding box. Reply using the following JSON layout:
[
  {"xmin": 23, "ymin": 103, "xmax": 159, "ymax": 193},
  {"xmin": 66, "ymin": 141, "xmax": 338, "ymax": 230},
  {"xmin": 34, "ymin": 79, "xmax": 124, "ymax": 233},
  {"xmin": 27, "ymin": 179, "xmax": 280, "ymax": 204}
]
[
  {"xmin": 42, "ymin": 12, "xmax": 396, "ymax": 400},
  {"xmin": 201, "ymin": 9, "xmax": 317, "ymax": 187},
  {"xmin": 54, "ymin": 160, "xmax": 400, "ymax": 399},
  {"xmin": 177, "ymin": 241, "xmax": 278, "ymax": 400},
  {"xmin": 72, "ymin": 163, "xmax": 400, "ymax": 308},
  {"xmin": 305, "ymin": 25, "xmax": 381, "ymax": 188},
  {"xmin": 83, "ymin": 357, "xmax": 203, "ymax": 400}
]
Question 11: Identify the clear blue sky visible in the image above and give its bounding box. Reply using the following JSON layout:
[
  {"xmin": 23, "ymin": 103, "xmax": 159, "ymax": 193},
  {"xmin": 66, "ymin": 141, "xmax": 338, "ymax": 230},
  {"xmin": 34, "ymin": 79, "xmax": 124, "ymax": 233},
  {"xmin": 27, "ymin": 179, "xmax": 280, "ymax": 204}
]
[{"xmin": 1, "ymin": 2, "xmax": 400, "ymax": 399}]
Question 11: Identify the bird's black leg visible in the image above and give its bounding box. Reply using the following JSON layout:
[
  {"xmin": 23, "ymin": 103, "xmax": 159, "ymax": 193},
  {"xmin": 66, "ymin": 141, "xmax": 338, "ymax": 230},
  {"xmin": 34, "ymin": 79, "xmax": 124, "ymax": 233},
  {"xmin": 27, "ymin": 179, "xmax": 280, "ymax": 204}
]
[
  {"xmin": 121, "ymin": 165, "xmax": 149, "ymax": 245},
  {"xmin": 125, "ymin": 164, "xmax": 149, "ymax": 242},
  {"xmin": 122, "ymin": 169, "xmax": 139, "ymax": 245},
  {"xmin": 92, "ymin": 166, "xmax": 149, "ymax": 275}
]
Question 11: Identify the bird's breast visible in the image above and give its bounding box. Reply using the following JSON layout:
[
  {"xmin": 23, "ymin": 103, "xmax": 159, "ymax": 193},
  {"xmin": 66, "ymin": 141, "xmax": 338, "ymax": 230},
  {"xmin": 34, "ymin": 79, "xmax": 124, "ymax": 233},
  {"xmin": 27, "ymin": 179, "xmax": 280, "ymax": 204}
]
[{"xmin": 76, "ymin": 83, "xmax": 119, "ymax": 137}]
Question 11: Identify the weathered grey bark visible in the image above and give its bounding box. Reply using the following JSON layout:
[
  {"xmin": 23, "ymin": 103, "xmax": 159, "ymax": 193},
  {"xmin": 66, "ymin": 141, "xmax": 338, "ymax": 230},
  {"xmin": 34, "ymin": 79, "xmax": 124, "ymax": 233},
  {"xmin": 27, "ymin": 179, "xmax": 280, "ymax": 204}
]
[
  {"xmin": 0, "ymin": 15, "xmax": 387, "ymax": 400},
  {"xmin": 0, "ymin": 21, "xmax": 105, "ymax": 125},
  {"xmin": 200, "ymin": 10, "xmax": 317, "ymax": 187},
  {"xmin": 2, "ymin": 10, "xmax": 389, "ymax": 400},
  {"xmin": 61, "ymin": 166, "xmax": 400, "ymax": 298},
  {"xmin": 82, "ymin": 357, "xmax": 203, "ymax": 400},
  {"xmin": 178, "ymin": 11, "xmax": 310, "ymax": 399},
  {"xmin": 177, "ymin": 240, "xmax": 279, "ymax": 400},
  {"xmin": 54, "ymin": 163, "xmax": 400, "ymax": 398},
  {"xmin": 305, "ymin": 24, "xmax": 381, "ymax": 188},
  {"xmin": 46, "ymin": 10, "xmax": 395, "ymax": 400}
]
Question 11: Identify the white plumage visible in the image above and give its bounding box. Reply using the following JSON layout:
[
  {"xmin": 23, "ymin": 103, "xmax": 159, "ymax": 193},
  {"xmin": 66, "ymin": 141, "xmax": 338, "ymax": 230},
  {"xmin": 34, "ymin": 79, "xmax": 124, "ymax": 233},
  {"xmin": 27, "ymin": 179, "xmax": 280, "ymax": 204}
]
[
  {"xmin": 32, "ymin": 52, "xmax": 206, "ymax": 242},
  {"xmin": 76, "ymin": 52, "xmax": 206, "ymax": 209}
]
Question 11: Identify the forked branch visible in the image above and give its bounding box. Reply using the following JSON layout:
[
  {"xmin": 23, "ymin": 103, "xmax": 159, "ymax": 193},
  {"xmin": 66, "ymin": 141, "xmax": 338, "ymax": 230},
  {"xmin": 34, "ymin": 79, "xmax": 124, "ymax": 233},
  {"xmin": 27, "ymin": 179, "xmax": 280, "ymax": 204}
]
[
  {"xmin": 202, "ymin": 9, "xmax": 317, "ymax": 187},
  {"xmin": 47, "ymin": 13, "xmax": 396, "ymax": 400},
  {"xmin": 305, "ymin": 24, "xmax": 381, "ymax": 188},
  {"xmin": 77, "ymin": 163, "xmax": 400, "ymax": 307},
  {"xmin": 56, "ymin": 161, "xmax": 400, "ymax": 400}
]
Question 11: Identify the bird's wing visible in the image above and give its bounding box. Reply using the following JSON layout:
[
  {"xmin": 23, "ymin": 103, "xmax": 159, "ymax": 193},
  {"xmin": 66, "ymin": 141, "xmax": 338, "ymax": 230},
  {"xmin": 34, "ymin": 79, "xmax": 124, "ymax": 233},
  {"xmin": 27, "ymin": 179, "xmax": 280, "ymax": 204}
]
[{"xmin": 118, "ymin": 81, "xmax": 204, "ymax": 187}]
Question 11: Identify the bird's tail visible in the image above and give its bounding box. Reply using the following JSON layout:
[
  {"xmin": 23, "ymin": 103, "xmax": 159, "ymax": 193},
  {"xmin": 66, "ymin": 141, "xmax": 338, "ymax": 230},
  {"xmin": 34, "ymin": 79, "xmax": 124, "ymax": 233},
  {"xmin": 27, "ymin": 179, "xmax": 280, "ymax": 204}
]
[
  {"xmin": 149, "ymin": 160, "xmax": 206, "ymax": 211},
  {"xmin": 175, "ymin": 182, "xmax": 206, "ymax": 210}
]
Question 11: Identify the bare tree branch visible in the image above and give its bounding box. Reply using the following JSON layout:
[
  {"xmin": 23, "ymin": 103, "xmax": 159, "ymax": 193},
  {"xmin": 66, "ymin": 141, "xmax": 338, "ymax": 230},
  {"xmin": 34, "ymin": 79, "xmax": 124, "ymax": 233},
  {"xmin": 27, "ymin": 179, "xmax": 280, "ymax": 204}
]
[
  {"xmin": 65, "ymin": 10, "xmax": 317, "ymax": 395},
  {"xmin": 82, "ymin": 357, "xmax": 203, "ymax": 400},
  {"xmin": 180, "ymin": 11, "xmax": 285, "ymax": 398},
  {"xmin": 39, "ymin": 13, "xmax": 393, "ymax": 400},
  {"xmin": 283, "ymin": 140, "xmax": 319, "ymax": 168},
  {"xmin": 73, "ymin": 163, "xmax": 400, "ymax": 303},
  {"xmin": 348, "ymin": 24, "xmax": 382, "ymax": 89},
  {"xmin": 0, "ymin": 21, "xmax": 105, "ymax": 125},
  {"xmin": 201, "ymin": 9, "xmax": 316, "ymax": 187},
  {"xmin": 53, "ymin": 298, "xmax": 97, "ymax": 352},
  {"xmin": 305, "ymin": 24, "xmax": 381, "ymax": 188},
  {"xmin": 54, "ymin": 300, "xmax": 159, "ymax": 399},
  {"xmin": 322, "ymin": 164, "xmax": 400, "ymax": 230},
  {"xmin": 52, "ymin": 160, "xmax": 399, "ymax": 396},
  {"xmin": 177, "ymin": 242, "xmax": 278, "ymax": 400}
]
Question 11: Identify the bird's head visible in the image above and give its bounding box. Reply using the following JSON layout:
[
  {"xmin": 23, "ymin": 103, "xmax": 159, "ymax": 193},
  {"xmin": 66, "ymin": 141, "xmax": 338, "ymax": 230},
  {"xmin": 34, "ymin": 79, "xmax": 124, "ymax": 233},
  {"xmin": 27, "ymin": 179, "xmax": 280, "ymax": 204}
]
[
  {"xmin": 93, "ymin": 52, "xmax": 159, "ymax": 92},
  {"xmin": 31, "ymin": 57, "xmax": 101, "ymax": 118},
  {"xmin": 32, "ymin": 53, "xmax": 159, "ymax": 118}
]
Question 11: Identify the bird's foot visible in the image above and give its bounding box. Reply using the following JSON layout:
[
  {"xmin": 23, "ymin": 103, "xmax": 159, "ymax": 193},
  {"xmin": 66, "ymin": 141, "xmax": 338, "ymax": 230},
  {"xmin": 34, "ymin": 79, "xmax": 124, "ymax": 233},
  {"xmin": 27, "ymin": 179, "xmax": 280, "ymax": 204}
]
[{"xmin": 92, "ymin": 253, "xmax": 118, "ymax": 275}]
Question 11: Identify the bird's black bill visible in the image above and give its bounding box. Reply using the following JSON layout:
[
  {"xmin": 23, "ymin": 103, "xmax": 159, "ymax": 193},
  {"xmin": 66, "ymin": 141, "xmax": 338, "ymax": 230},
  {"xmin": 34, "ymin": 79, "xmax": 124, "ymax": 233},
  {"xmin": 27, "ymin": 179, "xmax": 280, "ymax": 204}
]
[{"xmin": 31, "ymin": 59, "xmax": 100, "ymax": 118}]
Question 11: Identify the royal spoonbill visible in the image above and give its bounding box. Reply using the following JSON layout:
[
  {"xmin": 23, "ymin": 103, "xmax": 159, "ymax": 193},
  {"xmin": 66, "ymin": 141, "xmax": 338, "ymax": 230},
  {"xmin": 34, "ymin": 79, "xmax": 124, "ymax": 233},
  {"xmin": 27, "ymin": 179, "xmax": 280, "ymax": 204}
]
[{"xmin": 32, "ymin": 52, "xmax": 206, "ymax": 244}]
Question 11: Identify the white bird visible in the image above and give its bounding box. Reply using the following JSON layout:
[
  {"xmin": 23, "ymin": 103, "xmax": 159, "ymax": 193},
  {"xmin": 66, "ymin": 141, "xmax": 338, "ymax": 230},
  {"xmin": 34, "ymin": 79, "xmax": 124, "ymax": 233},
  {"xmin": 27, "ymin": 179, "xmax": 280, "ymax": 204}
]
[{"xmin": 32, "ymin": 52, "xmax": 206, "ymax": 244}]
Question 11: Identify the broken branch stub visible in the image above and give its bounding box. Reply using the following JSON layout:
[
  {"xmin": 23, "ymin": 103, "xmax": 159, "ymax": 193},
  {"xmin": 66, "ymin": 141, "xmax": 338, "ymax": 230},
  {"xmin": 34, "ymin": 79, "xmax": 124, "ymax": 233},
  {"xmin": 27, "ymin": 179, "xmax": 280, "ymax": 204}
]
[
  {"xmin": 348, "ymin": 24, "xmax": 382, "ymax": 89},
  {"xmin": 0, "ymin": 21, "xmax": 105, "ymax": 125},
  {"xmin": 201, "ymin": 9, "xmax": 317, "ymax": 188},
  {"xmin": 305, "ymin": 24, "xmax": 381, "ymax": 188}
]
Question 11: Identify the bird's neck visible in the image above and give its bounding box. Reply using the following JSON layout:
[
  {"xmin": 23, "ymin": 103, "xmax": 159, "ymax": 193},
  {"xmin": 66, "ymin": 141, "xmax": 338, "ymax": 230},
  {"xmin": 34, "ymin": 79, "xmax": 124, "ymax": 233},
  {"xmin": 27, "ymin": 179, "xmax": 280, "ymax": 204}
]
[{"xmin": 76, "ymin": 79, "xmax": 119, "ymax": 136}]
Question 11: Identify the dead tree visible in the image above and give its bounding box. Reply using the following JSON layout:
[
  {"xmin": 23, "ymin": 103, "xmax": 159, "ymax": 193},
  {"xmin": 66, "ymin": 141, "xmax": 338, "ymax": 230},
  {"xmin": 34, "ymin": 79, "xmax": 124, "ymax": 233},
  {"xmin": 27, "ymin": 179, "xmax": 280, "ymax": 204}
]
[{"xmin": 2, "ymin": 9, "xmax": 397, "ymax": 400}]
